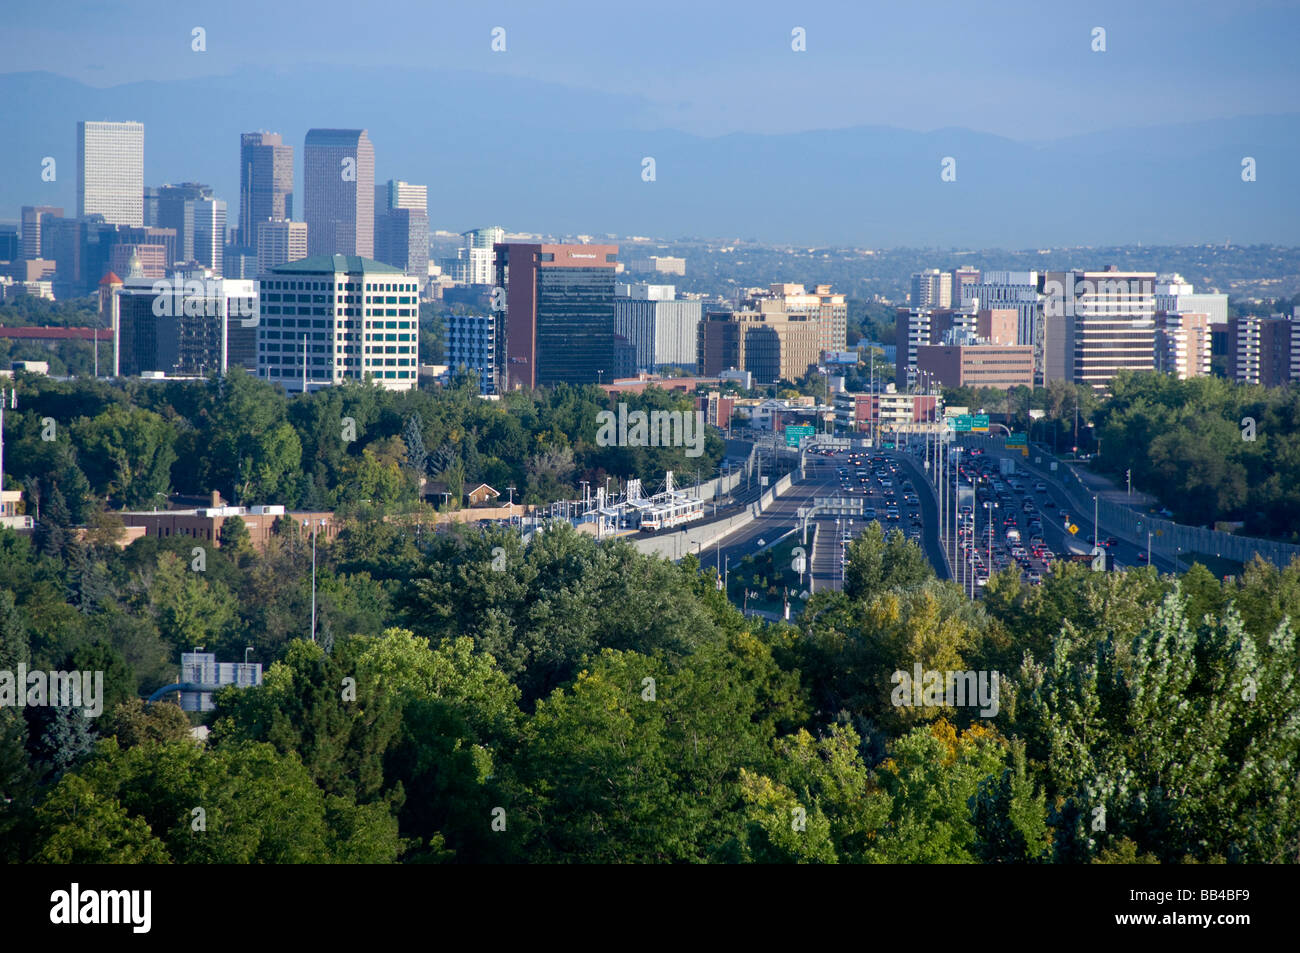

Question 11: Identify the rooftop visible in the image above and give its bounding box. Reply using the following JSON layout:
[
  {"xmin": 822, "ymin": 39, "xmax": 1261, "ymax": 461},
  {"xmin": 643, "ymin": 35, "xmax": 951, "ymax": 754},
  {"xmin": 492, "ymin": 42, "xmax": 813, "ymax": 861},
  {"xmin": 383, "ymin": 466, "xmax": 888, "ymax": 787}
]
[{"xmin": 270, "ymin": 255, "xmax": 406, "ymax": 276}]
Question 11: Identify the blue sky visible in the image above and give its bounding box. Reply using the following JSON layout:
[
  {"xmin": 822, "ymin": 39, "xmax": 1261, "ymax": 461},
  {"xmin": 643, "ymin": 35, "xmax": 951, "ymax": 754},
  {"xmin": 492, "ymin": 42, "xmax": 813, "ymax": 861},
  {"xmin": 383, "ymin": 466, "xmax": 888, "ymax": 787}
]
[{"xmin": 3, "ymin": 0, "xmax": 1298, "ymax": 140}]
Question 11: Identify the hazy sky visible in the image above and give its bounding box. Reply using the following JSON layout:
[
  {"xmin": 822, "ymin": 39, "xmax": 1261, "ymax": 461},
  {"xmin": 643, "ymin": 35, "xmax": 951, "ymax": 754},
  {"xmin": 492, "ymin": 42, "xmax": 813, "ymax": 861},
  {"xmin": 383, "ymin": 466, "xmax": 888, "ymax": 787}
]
[{"xmin": 3, "ymin": 0, "xmax": 1297, "ymax": 140}]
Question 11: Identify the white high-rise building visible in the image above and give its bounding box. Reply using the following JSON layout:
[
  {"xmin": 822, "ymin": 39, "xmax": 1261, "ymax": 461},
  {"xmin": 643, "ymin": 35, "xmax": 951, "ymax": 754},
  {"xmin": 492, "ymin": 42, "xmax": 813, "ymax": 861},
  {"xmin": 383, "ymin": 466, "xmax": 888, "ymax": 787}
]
[
  {"xmin": 77, "ymin": 121, "xmax": 144, "ymax": 225},
  {"xmin": 256, "ymin": 255, "xmax": 418, "ymax": 391},
  {"xmin": 1154, "ymin": 273, "xmax": 1229, "ymax": 325}
]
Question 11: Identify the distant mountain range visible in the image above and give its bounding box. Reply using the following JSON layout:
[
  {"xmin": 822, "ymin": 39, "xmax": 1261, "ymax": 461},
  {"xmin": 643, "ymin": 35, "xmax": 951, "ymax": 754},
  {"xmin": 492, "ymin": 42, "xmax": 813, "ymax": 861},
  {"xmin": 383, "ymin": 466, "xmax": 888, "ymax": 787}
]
[{"xmin": 3, "ymin": 67, "xmax": 1297, "ymax": 248}]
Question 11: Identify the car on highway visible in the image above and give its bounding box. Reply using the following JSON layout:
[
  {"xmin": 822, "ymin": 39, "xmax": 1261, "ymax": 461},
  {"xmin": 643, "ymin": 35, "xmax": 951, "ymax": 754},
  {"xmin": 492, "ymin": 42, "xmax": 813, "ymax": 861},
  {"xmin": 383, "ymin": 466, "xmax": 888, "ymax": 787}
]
[{"xmin": 1034, "ymin": 482, "xmax": 1048, "ymax": 493}]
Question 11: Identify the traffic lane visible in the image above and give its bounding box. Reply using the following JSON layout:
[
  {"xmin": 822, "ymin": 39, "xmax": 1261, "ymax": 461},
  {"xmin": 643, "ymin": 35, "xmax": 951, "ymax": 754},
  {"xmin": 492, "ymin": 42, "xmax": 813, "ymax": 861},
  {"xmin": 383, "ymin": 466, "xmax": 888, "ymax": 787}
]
[
  {"xmin": 890, "ymin": 448, "xmax": 953, "ymax": 581},
  {"xmin": 697, "ymin": 458, "xmax": 842, "ymax": 572},
  {"xmin": 970, "ymin": 451, "xmax": 1177, "ymax": 574}
]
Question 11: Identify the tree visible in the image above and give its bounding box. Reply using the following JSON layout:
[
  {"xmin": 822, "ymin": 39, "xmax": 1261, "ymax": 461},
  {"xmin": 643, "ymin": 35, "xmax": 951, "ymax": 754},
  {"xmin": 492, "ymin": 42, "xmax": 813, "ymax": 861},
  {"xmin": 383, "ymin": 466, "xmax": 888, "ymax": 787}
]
[
  {"xmin": 73, "ymin": 405, "xmax": 177, "ymax": 508},
  {"xmin": 843, "ymin": 523, "xmax": 932, "ymax": 600},
  {"xmin": 218, "ymin": 515, "xmax": 252, "ymax": 555}
]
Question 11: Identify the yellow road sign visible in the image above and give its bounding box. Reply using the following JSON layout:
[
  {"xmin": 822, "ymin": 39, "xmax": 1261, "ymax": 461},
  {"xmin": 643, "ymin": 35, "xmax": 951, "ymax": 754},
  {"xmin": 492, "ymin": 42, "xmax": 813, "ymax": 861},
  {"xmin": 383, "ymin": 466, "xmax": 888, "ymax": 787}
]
[{"xmin": 1068, "ymin": 524, "xmax": 1079, "ymax": 535}]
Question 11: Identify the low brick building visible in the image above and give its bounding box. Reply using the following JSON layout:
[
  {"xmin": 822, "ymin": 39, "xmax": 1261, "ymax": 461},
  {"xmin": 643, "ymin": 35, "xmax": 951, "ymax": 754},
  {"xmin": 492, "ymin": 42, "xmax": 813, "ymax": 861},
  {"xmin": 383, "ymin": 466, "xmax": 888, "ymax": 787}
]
[{"xmin": 119, "ymin": 492, "xmax": 336, "ymax": 551}]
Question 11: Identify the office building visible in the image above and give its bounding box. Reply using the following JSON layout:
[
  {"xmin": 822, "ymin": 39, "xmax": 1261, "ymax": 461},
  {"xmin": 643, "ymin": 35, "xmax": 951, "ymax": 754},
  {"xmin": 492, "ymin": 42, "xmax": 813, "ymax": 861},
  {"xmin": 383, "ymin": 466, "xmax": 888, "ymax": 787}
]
[
  {"xmin": 743, "ymin": 283, "xmax": 847, "ymax": 354},
  {"xmin": 613, "ymin": 284, "xmax": 702, "ymax": 372},
  {"xmin": 256, "ymin": 255, "xmax": 418, "ymax": 392},
  {"xmin": 910, "ymin": 268, "xmax": 952, "ymax": 309},
  {"xmin": 445, "ymin": 312, "xmax": 497, "ymax": 395},
  {"xmin": 304, "ymin": 129, "xmax": 375, "ymax": 258},
  {"xmin": 20, "ymin": 206, "xmax": 63, "ymax": 260},
  {"xmin": 895, "ymin": 307, "xmax": 976, "ymax": 386},
  {"xmin": 698, "ymin": 308, "xmax": 821, "ymax": 384},
  {"xmin": 237, "ymin": 132, "xmax": 294, "ymax": 249},
  {"xmin": 493, "ymin": 243, "xmax": 619, "ymax": 390},
  {"xmin": 257, "ymin": 219, "xmax": 309, "ymax": 271},
  {"xmin": 110, "ymin": 270, "xmax": 258, "ymax": 377},
  {"xmin": 373, "ymin": 179, "xmax": 428, "ymax": 276},
  {"xmin": 147, "ymin": 183, "xmax": 212, "ymax": 262},
  {"xmin": 109, "ymin": 243, "xmax": 166, "ymax": 280},
  {"xmin": 834, "ymin": 385, "xmax": 941, "ymax": 434},
  {"xmin": 962, "ymin": 271, "xmax": 1038, "ymax": 356},
  {"xmin": 0, "ymin": 227, "xmax": 15, "ymax": 263},
  {"xmin": 1154, "ymin": 273, "xmax": 1229, "ymax": 326},
  {"xmin": 76, "ymin": 121, "xmax": 144, "ymax": 226},
  {"xmin": 187, "ymin": 196, "xmax": 226, "ymax": 276},
  {"xmin": 950, "ymin": 267, "xmax": 982, "ymax": 308},
  {"xmin": 626, "ymin": 255, "xmax": 686, "ymax": 276},
  {"xmin": 1228, "ymin": 312, "xmax": 1300, "ymax": 387},
  {"xmin": 121, "ymin": 495, "xmax": 336, "ymax": 555},
  {"xmin": 1155, "ymin": 311, "xmax": 1212, "ymax": 380},
  {"xmin": 916, "ymin": 341, "xmax": 1035, "ymax": 390},
  {"xmin": 441, "ymin": 226, "xmax": 504, "ymax": 286},
  {"xmin": 1040, "ymin": 269, "xmax": 1156, "ymax": 393}
]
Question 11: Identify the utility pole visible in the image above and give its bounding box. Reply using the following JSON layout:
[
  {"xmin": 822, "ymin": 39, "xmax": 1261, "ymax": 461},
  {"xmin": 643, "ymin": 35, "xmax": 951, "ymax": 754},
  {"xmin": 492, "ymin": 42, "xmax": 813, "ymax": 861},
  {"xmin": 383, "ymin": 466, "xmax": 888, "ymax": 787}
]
[{"xmin": 0, "ymin": 386, "xmax": 14, "ymax": 499}]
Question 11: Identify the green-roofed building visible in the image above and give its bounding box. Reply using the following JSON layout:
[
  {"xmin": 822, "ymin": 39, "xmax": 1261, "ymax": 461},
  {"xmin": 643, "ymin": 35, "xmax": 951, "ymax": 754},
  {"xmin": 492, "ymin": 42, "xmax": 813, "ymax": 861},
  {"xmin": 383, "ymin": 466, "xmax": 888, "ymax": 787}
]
[{"xmin": 257, "ymin": 255, "xmax": 419, "ymax": 392}]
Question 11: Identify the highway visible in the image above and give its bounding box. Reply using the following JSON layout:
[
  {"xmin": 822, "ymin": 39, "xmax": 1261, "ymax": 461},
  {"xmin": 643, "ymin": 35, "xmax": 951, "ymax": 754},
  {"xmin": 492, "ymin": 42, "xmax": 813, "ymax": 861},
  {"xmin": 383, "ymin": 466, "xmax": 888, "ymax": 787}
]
[
  {"xmin": 959, "ymin": 441, "xmax": 1182, "ymax": 576},
  {"xmin": 690, "ymin": 434, "xmax": 1180, "ymax": 609},
  {"xmin": 698, "ymin": 447, "xmax": 952, "ymax": 593}
]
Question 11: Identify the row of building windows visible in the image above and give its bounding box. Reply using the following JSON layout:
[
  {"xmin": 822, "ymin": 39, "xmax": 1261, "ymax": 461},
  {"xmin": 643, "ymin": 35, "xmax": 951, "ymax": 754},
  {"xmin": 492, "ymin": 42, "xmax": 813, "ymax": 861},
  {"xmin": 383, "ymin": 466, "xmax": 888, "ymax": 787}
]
[
  {"xmin": 260, "ymin": 331, "xmax": 413, "ymax": 341},
  {"xmin": 262, "ymin": 280, "xmax": 416, "ymax": 293},
  {"xmin": 261, "ymin": 292, "xmax": 415, "ymax": 304}
]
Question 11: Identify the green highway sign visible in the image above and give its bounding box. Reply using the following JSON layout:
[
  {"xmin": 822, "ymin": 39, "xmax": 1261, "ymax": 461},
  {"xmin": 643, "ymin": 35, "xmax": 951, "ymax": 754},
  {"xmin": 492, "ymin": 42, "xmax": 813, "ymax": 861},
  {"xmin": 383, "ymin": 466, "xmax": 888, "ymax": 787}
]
[
  {"xmin": 785, "ymin": 424, "xmax": 816, "ymax": 447},
  {"xmin": 972, "ymin": 414, "xmax": 990, "ymax": 432},
  {"xmin": 950, "ymin": 414, "xmax": 973, "ymax": 432},
  {"xmin": 1006, "ymin": 432, "xmax": 1027, "ymax": 447}
]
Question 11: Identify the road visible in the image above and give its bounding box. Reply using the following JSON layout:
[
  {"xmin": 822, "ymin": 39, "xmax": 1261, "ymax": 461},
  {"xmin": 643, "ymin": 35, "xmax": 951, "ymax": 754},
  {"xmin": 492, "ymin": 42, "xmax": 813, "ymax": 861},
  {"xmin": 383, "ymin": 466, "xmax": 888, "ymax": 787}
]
[
  {"xmin": 698, "ymin": 447, "xmax": 952, "ymax": 593},
  {"xmin": 963, "ymin": 441, "xmax": 1181, "ymax": 575}
]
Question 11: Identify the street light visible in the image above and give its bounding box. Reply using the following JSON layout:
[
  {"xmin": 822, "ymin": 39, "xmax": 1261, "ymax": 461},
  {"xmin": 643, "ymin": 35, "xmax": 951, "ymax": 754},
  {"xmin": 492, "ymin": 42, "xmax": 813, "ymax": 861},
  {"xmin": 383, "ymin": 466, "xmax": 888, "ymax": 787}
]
[{"xmin": 303, "ymin": 517, "xmax": 327, "ymax": 643}]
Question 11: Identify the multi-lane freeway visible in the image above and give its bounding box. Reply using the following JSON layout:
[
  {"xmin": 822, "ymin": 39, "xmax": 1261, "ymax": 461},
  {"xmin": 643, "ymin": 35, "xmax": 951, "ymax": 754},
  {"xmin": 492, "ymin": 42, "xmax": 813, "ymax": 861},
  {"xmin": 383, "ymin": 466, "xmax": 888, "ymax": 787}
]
[{"xmin": 694, "ymin": 435, "xmax": 1182, "ymax": 603}]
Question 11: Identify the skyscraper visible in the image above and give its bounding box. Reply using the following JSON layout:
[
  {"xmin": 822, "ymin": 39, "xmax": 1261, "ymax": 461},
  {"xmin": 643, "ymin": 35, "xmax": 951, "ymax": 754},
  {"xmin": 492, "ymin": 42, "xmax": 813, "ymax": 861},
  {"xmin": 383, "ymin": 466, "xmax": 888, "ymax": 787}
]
[
  {"xmin": 20, "ymin": 206, "xmax": 63, "ymax": 260},
  {"xmin": 150, "ymin": 183, "xmax": 212, "ymax": 263},
  {"xmin": 304, "ymin": 129, "xmax": 374, "ymax": 258},
  {"xmin": 373, "ymin": 179, "xmax": 428, "ymax": 276},
  {"xmin": 257, "ymin": 220, "xmax": 309, "ymax": 271},
  {"xmin": 493, "ymin": 243, "xmax": 618, "ymax": 390},
  {"xmin": 1040, "ymin": 269, "xmax": 1156, "ymax": 393},
  {"xmin": 187, "ymin": 196, "xmax": 227, "ymax": 276},
  {"xmin": 238, "ymin": 132, "xmax": 294, "ymax": 249},
  {"xmin": 441, "ymin": 226, "xmax": 505, "ymax": 285},
  {"xmin": 910, "ymin": 268, "xmax": 952, "ymax": 309},
  {"xmin": 77, "ymin": 121, "xmax": 144, "ymax": 226}
]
